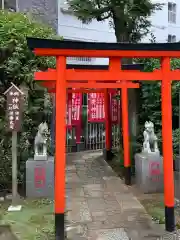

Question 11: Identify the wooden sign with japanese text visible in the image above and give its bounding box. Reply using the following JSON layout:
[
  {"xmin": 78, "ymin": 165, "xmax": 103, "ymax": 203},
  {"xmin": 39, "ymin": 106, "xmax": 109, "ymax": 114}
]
[{"xmin": 4, "ymin": 83, "xmax": 24, "ymax": 132}]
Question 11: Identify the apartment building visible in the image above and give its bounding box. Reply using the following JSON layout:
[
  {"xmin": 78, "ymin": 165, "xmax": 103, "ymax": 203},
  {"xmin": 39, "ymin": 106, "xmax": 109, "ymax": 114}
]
[
  {"xmin": 143, "ymin": 0, "xmax": 180, "ymax": 43},
  {"xmin": 58, "ymin": 0, "xmax": 180, "ymax": 44},
  {"xmin": 2, "ymin": 0, "xmax": 180, "ymax": 45}
]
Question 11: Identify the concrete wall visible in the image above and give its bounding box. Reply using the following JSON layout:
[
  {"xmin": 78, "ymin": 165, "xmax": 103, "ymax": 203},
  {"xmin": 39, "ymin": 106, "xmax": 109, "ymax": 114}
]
[
  {"xmin": 57, "ymin": 0, "xmax": 116, "ymax": 65},
  {"xmin": 58, "ymin": 0, "xmax": 180, "ymax": 44},
  {"xmin": 167, "ymin": 0, "xmax": 180, "ymax": 41},
  {"xmin": 18, "ymin": 0, "xmax": 58, "ymax": 31},
  {"xmin": 58, "ymin": 0, "xmax": 115, "ymax": 42},
  {"xmin": 143, "ymin": 0, "xmax": 180, "ymax": 43}
]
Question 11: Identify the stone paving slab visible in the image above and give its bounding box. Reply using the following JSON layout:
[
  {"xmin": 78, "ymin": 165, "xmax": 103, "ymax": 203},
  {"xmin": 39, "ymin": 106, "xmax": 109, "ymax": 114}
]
[
  {"xmin": 65, "ymin": 151, "xmax": 173, "ymax": 240},
  {"xmin": 87, "ymin": 228, "xmax": 129, "ymax": 240},
  {"xmin": 66, "ymin": 198, "xmax": 92, "ymax": 223}
]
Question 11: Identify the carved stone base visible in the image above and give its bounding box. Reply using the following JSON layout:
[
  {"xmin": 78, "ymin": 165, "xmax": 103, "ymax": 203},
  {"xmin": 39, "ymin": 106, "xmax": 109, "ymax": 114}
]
[
  {"xmin": 34, "ymin": 155, "xmax": 48, "ymax": 161},
  {"xmin": 135, "ymin": 152, "xmax": 164, "ymax": 193},
  {"xmin": 26, "ymin": 157, "xmax": 54, "ymax": 198}
]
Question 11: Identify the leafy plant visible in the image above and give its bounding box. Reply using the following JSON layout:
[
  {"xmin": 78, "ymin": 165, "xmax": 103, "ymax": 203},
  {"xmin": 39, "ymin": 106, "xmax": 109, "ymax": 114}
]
[
  {"xmin": 0, "ymin": 10, "xmax": 60, "ymax": 188},
  {"xmin": 67, "ymin": 0, "xmax": 163, "ymax": 42},
  {"xmin": 137, "ymin": 58, "xmax": 180, "ymax": 158}
]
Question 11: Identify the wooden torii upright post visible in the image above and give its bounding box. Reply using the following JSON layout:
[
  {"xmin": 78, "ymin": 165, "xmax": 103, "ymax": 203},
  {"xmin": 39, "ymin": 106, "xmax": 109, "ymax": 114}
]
[{"xmin": 27, "ymin": 37, "xmax": 180, "ymax": 237}]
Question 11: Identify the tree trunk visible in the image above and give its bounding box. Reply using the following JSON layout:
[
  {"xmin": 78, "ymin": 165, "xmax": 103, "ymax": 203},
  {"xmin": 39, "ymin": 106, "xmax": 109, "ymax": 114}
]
[{"xmin": 113, "ymin": 15, "xmax": 140, "ymax": 168}]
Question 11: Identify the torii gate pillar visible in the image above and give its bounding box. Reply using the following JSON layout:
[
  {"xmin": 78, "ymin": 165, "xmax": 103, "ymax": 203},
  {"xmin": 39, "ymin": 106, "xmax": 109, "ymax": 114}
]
[
  {"xmin": 161, "ymin": 57, "xmax": 174, "ymax": 231},
  {"xmin": 55, "ymin": 56, "xmax": 66, "ymax": 239}
]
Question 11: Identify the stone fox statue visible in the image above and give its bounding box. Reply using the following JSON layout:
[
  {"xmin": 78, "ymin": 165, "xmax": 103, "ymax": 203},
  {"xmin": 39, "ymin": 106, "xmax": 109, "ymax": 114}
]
[
  {"xmin": 34, "ymin": 121, "xmax": 49, "ymax": 156},
  {"xmin": 142, "ymin": 121, "xmax": 159, "ymax": 154}
]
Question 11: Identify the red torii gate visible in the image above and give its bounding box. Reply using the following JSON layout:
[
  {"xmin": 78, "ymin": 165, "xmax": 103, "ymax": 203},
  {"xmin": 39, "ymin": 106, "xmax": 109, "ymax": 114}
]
[
  {"xmin": 27, "ymin": 37, "xmax": 180, "ymax": 238},
  {"xmin": 35, "ymin": 67, "xmax": 139, "ymax": 174}
]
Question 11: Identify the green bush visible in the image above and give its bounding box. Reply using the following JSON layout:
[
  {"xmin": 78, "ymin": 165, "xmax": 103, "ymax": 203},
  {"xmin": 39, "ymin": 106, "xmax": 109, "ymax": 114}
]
[{"xmin": 0, "ymin": 11, "xmax": 60, "ymax": 188}]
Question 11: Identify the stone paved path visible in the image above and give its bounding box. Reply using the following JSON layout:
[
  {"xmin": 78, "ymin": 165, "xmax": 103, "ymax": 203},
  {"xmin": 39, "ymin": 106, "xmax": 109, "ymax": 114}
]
[{"xmin": 65, "ymin": 150, "xmax": 176, "ymax": 240}]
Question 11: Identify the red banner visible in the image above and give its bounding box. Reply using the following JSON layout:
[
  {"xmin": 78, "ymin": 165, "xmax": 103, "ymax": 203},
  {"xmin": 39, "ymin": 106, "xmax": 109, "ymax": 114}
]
[
  {"xmin": 88, "ymin": 93, "xmax": 105, "ymax": 122},
  {"xmin": 72, "ymin": 92, "xmax": 82, "ymax": 143},
  {"xmin": 72, "ymin": 93, "xmax": 82, "ymax": 124},
  {"xmin": 66, "ymin": 93, "xmax": 72, "ymax": 129},
  {"xmin": 117, "ymin": 91, "xmax": 121, "ymax": 124},
  {"xmin": 110, "ymin": 92, "xmax": 120, "ymax": 125}
]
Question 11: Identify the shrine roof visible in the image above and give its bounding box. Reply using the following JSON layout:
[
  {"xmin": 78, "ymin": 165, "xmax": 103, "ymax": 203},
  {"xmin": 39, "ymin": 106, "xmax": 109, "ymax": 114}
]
[{"xmin": 27, "ymin": 37, "xmax": 180, "ymax": 51}]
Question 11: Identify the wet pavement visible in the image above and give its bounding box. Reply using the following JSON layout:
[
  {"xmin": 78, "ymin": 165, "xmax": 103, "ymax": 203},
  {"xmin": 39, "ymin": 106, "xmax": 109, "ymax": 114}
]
[{"xmin": 65, "ymin": 150, "xmax": 178, "ymax": 239}]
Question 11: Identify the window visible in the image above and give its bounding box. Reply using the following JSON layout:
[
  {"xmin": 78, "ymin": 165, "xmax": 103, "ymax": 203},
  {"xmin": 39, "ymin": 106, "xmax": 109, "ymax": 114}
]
[
  {"xmin": 168, "ymin": 34, "xmax": 176, "ymax": 42},
  {"xmin": 168, "ymin": 2, "xmax": 176, "ymax": 23}
]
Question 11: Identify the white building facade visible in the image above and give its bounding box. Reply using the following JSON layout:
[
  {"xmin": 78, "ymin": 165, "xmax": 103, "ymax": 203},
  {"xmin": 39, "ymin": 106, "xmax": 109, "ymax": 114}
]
[
  {"xmin": 58, "ymin": 0, "xmax": 116, "ymax": 65},
  {"xmin": 58, "ymin": 0, "xmax": 180, "ymax": 44},
  {"xmin": 58, "ymin": 1, "xmax": 115, "ymax": 42},
  {"xmin": 6, "ymin": 0, "xmax": 180, "ymax": 45},
  {"xmin": 143, "ymin": 0, "xmax": 180, "ymax": 43}
]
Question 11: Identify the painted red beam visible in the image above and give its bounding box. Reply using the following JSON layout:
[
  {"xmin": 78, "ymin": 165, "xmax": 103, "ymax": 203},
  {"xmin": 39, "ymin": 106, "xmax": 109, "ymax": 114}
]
[
  {"xmin": 35, "ymin": 69, "xmax": 141, "ymax": 81},
  {"xmin": 41, "ymin": 82, "xmax": 117, "ymax": 93},
  {"xmin": 47, "ymin": 82, "xmax": 139, "ymax": 93},
  {"xmin": 47, "ymin": 83, "xmax": 139, "ymax": 93},
  {"xmin": 35, "ymin": 71, "xmax": 56, "ymax": 81},
  {"xmin": 35, "ymin": 69, "xmax": 162, "ymax": 81},
  {"xmin": 41, "ymin": 81, "xmax": 55, "ymax": 88},
  {"xmin": 66, "ymin": 69, "xmax": 162, "ymax": 81},
  {"xmin": 47, "ymin": 68, "xmax": 140, "ymax": 72},
  {"xmin": 170, "ymin": 69, "xmax": 180, "ymax": 80},
  {"xmin": 67, "ymin": 82, "xmax": 140, "ymax": 88},
  {"xmin": 67, "ymin": 88, "xmax": 116, "ymax": 93},
  {"xmin": 36, "ymin": 69, "xmax": 180, "ymax": 81},
  {"xmin": 34, "ymin": 48, "xmax": 180, "ymax": 58},
  {"xmin": 40, "ymin": 80, "xmax": 139, "ymax": 88}
]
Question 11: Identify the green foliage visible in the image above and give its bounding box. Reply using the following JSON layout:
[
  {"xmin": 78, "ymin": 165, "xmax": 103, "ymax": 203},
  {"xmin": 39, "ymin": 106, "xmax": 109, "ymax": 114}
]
[
  {"xmin": 0, "ymin": 199, "xmax": 54, "ymax": 239},
  {"xmin": 67, "ymin": 0, "xmax": 163, "ymax": 42},
  {"xmin": 0, "ymin": 11, "xmax": 60, "ymax": 187},
  {"xmin": 137, "ymin": 58, "xmax": 180, "ymax": 156}
]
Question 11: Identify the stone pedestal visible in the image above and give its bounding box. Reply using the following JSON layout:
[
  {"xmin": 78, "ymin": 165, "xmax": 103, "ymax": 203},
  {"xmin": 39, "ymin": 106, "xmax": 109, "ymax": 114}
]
[
  {"xmin": 34, "ymin": 154, "xmax": 48, "ymax": 161},
  {"xmin": 135, "ymin": 153, "xmax": 164, "ymax": 193},
  {"xmin": 26, "ymin": 157, "xmax": 54, "ymax": 198}
]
